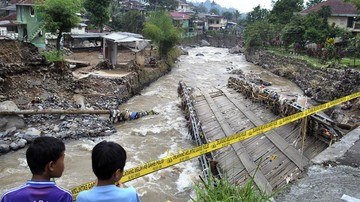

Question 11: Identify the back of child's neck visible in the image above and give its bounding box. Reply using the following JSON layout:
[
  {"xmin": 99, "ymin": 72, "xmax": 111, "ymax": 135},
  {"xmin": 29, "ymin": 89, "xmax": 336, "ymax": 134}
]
[
  {"xmin": 31, "ymin": 175, "xmax": 52, "ymax": 181},
  {"xmin": 96, "ymin": 179, "xmax": 115, "ymax": 186}
]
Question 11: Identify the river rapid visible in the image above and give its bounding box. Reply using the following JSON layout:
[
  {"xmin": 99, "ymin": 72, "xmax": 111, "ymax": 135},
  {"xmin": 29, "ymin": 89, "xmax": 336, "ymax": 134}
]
[{"xmin": 0, "ymin": 47, "xmax": 303, "ymax": 201}]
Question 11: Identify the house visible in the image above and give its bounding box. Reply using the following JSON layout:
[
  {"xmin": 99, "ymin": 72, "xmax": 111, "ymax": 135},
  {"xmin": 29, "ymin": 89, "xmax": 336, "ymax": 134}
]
[
  {"xmin": 206, "ymin": 14, "xmax": 227, "ymax": 31},
  {"xmin": 170, "ymin": 11, "xmax": 195, "ymax": 37},
  {"xmin": 71, "ymin": 13, "xmax": 88, "ymax": 34},
  {"xmin": 15, "ymin": 0, "xmax": 46, "ymax": 48},
  {"xmin": 300, "ymin": 0, "xmax": 360, "ymax": 34},
  {"xmin": 0, "ymin": 2, "xmax": 18, "ymax": 38},
  {"xmin": 119, "ymin": 0, "xmax": 146, "ymax": 12},
  {"xmin": 102, "ymin": 32, "xmax": 149, "ymax": 66},
  {"xmin": 194, "ymin": 19, "xmax": 205, "ymax": 35},
  {"xmin": 176, "ymin": 0, "xmax": 194, "ymax": 14}
]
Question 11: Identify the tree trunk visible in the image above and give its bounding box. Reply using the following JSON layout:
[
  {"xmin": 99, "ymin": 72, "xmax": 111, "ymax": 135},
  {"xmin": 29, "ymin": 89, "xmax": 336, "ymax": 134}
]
[
  {"xmin": 56, "ymin": 31, "xmax": 63, "ymax": 51},
  {"xmin": 0, "ymin": 109, "xmax": 110, "ymax": 115}
]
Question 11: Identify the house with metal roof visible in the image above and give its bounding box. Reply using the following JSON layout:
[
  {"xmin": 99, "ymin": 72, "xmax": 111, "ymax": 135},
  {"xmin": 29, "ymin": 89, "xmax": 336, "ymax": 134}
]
[
  {"xmin": 300, "ymin": 0, "xmax": 360, "ymax": 34},
  {"xmin": 102, "ymin": 32, "xmax": 150, "ymax": 66}
]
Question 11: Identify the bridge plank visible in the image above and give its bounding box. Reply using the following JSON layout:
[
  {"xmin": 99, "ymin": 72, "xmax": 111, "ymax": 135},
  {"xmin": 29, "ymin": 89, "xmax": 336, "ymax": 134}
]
[
  {"xmin": 221, "ymin": 88, "xmax": 309, "ymax": 171},
  {"xmin": 201, "ymin": 90, "xmax": 273, "ymax": 195}
]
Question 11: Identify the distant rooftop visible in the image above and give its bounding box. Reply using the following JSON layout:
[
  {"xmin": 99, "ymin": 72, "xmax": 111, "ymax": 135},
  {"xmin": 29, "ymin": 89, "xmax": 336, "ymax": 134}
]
[
  {"xmin": 300, "ymin": 0, "xmax": 358, "ymax": 16},
  {"xmin": 170, "ymin": 11, "xmax": 191, "ymax": 20}
]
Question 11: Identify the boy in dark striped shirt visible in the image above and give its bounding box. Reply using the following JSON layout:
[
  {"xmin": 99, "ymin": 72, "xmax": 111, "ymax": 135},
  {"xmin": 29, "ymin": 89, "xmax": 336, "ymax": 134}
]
[{"xmin": 1, "ymin": 136, "xmax": 72, "ymax": 202}]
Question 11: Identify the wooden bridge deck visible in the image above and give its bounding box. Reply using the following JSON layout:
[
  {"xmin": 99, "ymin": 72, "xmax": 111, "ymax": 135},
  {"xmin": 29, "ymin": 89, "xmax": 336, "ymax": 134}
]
[{"xmin": 192, "ymin": 87, "xmax": 327, "ymax": 193}]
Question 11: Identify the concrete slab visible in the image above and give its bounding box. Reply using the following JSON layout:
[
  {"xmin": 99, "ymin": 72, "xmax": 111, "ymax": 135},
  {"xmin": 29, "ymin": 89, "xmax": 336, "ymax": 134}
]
[
  {"xmin": 274, "ymin": 127, "xmax": 360, "ymax": 202},
  {"xmin": 312, "ymin": 127, "xmax": 360, "ymax": 165}
]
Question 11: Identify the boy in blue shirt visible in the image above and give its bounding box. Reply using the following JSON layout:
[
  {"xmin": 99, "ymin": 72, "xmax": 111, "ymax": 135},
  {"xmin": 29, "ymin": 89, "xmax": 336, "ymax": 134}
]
[
  {"xmin": 76, "ymin": 141, "xmax": 140, "ymax": 202},
  {"xmin": 1, "ymin": 136, "xmax": 72, "ymax": 202}
]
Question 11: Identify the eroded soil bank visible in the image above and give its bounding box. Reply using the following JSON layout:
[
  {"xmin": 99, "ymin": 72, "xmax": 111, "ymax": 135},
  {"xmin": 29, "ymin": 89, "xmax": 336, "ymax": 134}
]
[
  {"xmin": 245, "ymin": 49, "xmax": 360, "ymax": 125},
  {"xmin": 0, "ymin": 40, "xmax": 178, "ymax": 154}
]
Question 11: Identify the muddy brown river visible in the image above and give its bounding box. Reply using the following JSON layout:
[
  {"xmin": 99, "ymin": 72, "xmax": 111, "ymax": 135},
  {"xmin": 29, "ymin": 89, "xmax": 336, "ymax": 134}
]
[{"xmin": 0, "ymin": 47, "xmax": 303, "ymax": 201}]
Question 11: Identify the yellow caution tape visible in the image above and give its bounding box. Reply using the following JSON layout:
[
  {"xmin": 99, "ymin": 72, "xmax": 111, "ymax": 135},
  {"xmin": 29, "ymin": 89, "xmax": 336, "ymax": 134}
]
[{"xmin": 71, "ymin": 92, "xmax": 360, "ymax": 199}]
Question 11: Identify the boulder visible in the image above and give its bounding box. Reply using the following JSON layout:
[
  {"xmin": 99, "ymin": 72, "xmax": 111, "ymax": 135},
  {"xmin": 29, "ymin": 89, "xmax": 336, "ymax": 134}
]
[
  {"xmin": 0, "ymin": 144, "xmax": 10, "ymax": 153},
  {"xmin": 16, "ymin": 138, "xmax": 27, "ymax": 148},
  {"xmin": 0, "ymin": 101, "xmax": 25, "ymax": 131},
  {"xmin": 200, "ymin": 40, "xmax": 210, "ymax": 47},
  {"xmin": 23, "ymin": 128, "xmax": 41, "ymax": 142}
]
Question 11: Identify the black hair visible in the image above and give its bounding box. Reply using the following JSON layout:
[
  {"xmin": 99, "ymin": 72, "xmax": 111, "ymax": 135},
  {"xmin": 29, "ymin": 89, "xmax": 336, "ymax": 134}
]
[
  {"xmin": 92, "ymin": 141, "xmax": 127, "ymax": 180},
  {"xmin": 26, "ymin": 136, "xmax": 65, "ymax": 175}
]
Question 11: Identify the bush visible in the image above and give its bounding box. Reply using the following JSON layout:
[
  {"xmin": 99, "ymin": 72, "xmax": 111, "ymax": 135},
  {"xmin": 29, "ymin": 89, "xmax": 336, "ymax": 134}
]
[
  {"xmin": 192, "ymin": 173, "xmax": 272, "ymax": 202},
  {"xmin": 41, "ymin": 50, "xmax": 64, "ymax": 62}
]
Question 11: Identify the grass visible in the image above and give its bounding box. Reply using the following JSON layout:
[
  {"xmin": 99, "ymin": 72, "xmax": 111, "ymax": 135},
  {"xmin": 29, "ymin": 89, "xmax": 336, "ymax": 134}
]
[
  {"xmin": 191, "ymin": 172, "xmax": 273, "ymax": 202},
  {"xmin": 340, "ymin": 57, "xmax": 360, "ymax": 69},
  {"xmin": 41, "ymin": 50, "xmax": 64, "ymax": 62},
  {"xmin": 265, "ymin": 46, "xmax": 360, "ymax": 70}
]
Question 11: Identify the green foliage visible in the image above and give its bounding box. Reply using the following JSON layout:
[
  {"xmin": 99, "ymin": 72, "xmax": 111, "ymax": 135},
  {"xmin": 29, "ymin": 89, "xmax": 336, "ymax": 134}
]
[
  {"xmin": 246, "ymin": 5, "xmax": 269, "ymax": 24},
  {"xmin": 233, "ymin": 10, "xmax": 241, "ymax": 21},
  {"xmin": 194, "ymin": 3, "xmax": 208, "ymax": 13},
  {"xmin": 84, "ymin": 0, "xmax": 111, "ymax": 32},
  {"xmin": 111, "ymin": 10, "xmax": 145, "ymax": 34},
  {"xmin": 191, "ymin": 174, "xmax": 271, "ymax": 202},
  {"xmin": 306, "ymin": 0, "xmax": 323, "ymax": 8},
  {"xmin": 345, "ymin": 0, "xmax": 360, "ymax": 11},
  {"xmin": 209, "ymin": 8, "xmax": 220, "ymax": 15},
  {"xmin": 35, "ymin": 0, "xmax": 81, "ymax": 50},
  {"xmin": 282, "ymin": 16, "xmax": 306, "ymax": 47},
  {"xmin": 270, "ymin": 0, "xmax": 304, "ymax": 25},
  {"xmin": 243, "ymin": 19, "xmax": 277, "ymax": 49},
  {"xmin": 346, "ymin": 35, "xmax": 360, "ymax": 67},
  {"xmin": 145, "ymin": 0, "xmax": 177, "ymax": 11},
  {"xmin": 143, "ymin": 11, "xmax": 180, "ymax": 58},
  {"xmin": 222, "ymin": 11, "xmax": 233, "ymax": 20},
  {"xmin": 41, "ymin": 50, "xmax": 64, "ymax": 62}
]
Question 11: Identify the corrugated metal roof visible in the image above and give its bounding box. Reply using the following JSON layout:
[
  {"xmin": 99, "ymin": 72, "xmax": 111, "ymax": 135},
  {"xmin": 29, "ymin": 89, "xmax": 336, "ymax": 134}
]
[{"xmin": 102, "ymin": 32, "xmax": 144, "ymax": 42}]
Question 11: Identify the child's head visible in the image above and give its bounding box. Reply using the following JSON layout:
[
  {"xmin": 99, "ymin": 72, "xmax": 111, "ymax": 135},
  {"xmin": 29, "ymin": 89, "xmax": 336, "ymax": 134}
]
[
  {"xmin": 26, "ymin": 136, "xmax": 66, "ymax": 178},
  {"xmin": 92, "ymin": 141, "xmax": 127, "ymax": 181}
]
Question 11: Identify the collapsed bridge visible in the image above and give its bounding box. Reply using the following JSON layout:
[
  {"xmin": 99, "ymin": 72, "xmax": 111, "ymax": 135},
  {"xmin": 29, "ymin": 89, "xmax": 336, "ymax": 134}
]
[{"xmin": 179, "ymin": 78, "xmax": 355, "ymax": 194}]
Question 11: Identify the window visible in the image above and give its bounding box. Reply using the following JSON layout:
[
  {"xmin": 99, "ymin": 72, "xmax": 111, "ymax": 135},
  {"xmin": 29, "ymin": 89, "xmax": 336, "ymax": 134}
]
[
  {"xmin": 347, "ymin": 17, "xmax": 354, "ymax": 28},
  {"xmin": 30, "ymin": 7, "xmax": 35, "ymax": 17}
]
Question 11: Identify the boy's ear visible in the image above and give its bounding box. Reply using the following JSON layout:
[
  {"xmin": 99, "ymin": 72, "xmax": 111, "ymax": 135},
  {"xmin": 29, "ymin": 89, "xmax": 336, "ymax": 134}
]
[
  {"xmin": 47, "ymin": 161, "xmax": 55, "ymax": 172},
  {"xmin": 113, "ymin": 169, "xmax": 123, "ymax": 181}
]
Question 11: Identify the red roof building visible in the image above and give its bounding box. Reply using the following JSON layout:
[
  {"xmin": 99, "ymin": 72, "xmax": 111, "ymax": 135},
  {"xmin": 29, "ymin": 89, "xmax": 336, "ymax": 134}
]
[{"xmin": 300, "ymin": 0, "xmax": 360, "ymax": 33}]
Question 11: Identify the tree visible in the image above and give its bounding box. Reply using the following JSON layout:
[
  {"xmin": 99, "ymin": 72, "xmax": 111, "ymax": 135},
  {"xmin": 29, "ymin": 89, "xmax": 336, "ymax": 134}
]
[
  {"xmin": 233, "ymin": 10, "xmax": 241, "ymax": 21},
  {"xmin": 222, "ymin": 11, "xmax": 233, "ymax": 21},
  {"xmin": 306, "ymin": 0, "xmax": 323, "ymax": 8},
  {"xmin": 209, "ymin": 7, "xmax": 220, "ymax": 15},
  {"xmin": 246, "ymin": 5, "xmax": 269, "ymax": 24},
  {"xmin": 347, "ymin": 35, "xmax": 360, "ymax": 67},
  {"xmin": 243, "ymin": 19, "xmax": 276, "ymax": 48},
  {"xmin": 35, "ymin": 0, "xmax": 81, "ymax": 51},
  {"xmin": 270, "ymin": 0, "xmax": 304, "ymax": 25},
  {"xmin": 345, "ymin": 0, "xmax": 360, "ymax": 10},
  {"xmin": 84, "ymin": 0, "xmax": 111, "ymax": 32},
  {"xmin": 195, "ymin": 3, "xmax": 208, "ymax": 13},
  {"xmin": 145, "ymin": 0, "xmax": 177, "ymax": 11},
  {"xmin": 143, "ymin": 11, "xmax": 180, "ymax": 58},
  {"xmin": 111, "ymin": 10, "xmax": 145, "ymax": 34},
  {"xmin": 282, "ymin": 15, "xmax": 306, "ymax": 48}
]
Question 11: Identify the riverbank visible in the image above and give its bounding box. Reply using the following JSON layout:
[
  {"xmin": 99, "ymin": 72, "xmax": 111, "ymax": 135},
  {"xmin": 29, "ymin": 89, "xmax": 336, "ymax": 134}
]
[
  {"xmin": 245, "ymin": 49, "xmax": 360, "ymax": 126},
  {"xmin": 0, "ymin": 40, "xmax": 180, "ymax": 154}
]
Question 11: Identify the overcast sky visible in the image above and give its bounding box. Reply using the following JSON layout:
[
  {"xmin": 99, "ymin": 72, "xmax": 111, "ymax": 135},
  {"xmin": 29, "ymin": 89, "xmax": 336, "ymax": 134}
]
[{"xmin": 190, "ymin": 0, "xmax": 308, "ymax": 13}]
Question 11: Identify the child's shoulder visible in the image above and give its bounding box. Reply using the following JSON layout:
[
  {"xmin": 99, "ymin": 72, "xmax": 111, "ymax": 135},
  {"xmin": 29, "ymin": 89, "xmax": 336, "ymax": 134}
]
[
  {"xmin": 54, "ymin": 184, "xmax": 72, "ymax": 196},
  {"xmin": 1, "ymin": 183, "xmax": 28, "ymax": 196}
]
